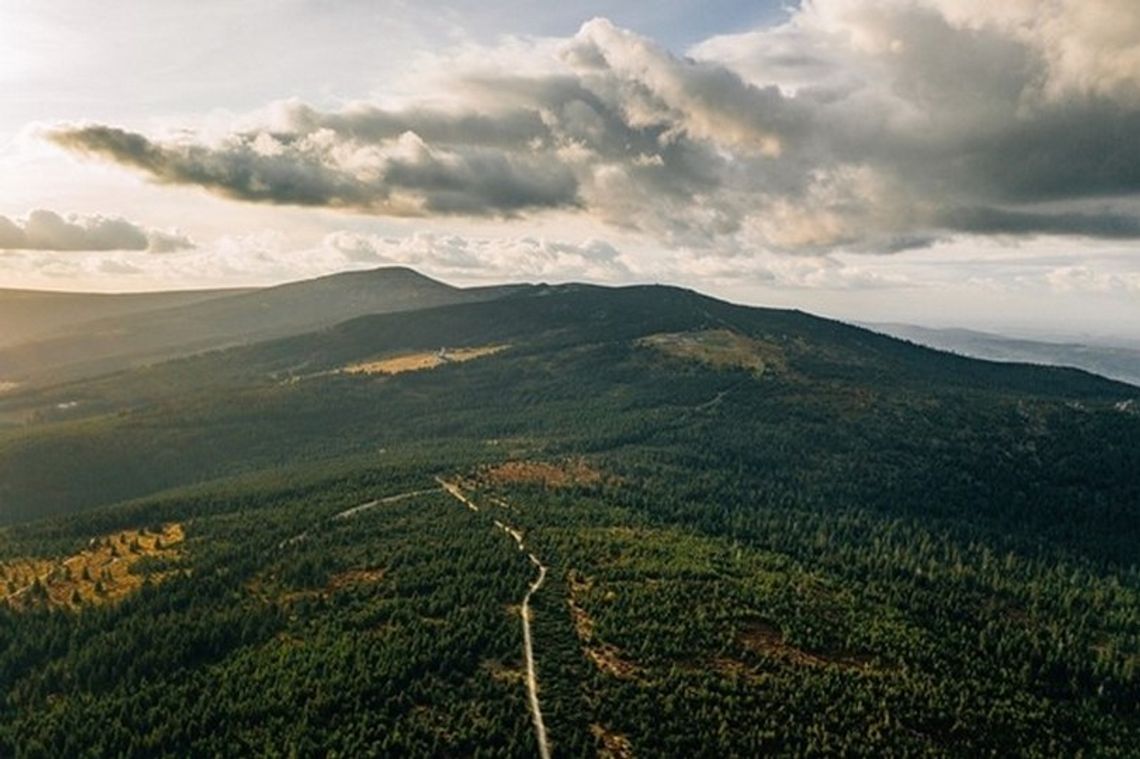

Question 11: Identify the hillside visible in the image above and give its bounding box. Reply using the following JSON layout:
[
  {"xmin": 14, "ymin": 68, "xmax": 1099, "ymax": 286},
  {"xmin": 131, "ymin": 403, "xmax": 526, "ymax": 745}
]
[
  {"xmin": 0, "ymin": 277, "xmax": 1137, "ymax": 755},
  {"xmin": 0, "ymin": 267, "xmax": 513, "ymax": 384},
  {"xmin": 0, "ymin": 287, "xmax": 248, "ymax": 349},
  {"xmin": 0, "ymin": 281, "xmax": 1135, "ymax": 544}
]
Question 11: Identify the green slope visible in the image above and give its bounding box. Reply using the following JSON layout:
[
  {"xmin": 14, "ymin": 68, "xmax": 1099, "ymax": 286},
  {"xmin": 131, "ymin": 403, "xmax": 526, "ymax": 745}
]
[
  {"xmin": 0, "ymin": 286, "xmax": 249, "ymax": 349},
  {"xmin": 0, "ymin": 279, "xmax": 1138, "ymax": 755},
  {"xmin": 0, "ymin": 266, "xmax": 514, "ymax": 384},
  {"xmin": 0, "ymin": 283, "xmax": 1135, "ymax": 552}
]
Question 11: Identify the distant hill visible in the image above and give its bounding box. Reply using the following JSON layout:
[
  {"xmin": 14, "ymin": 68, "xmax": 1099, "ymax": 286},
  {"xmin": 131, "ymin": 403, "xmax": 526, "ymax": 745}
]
[
  {"xmin": 865, "ymin": 322, "xmax": 1140, "ymax": 387},
  {"xmin": 0, "ymin": 287, "xmax": 248, "ymax": 348},
  {"xmin": 0, "ymin": 267, "xmax": 516, "ymax": 384}
]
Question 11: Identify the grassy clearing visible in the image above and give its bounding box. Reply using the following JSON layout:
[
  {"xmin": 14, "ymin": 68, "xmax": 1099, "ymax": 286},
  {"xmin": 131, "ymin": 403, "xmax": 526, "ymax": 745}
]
[
  {"xmin": 0, "ymin": 523, "xmax": 183, "ymax": 611},
  {"xmin": 567, "ymin": 570, "xmax": 641, "ymax": 679},
  {"xmin": 638, "ymin": 328, "xmax": 786, "ymax": 375},
  {"xmin": 343, "ymin": 344, "xmax": 508, "ymax": 376},
  {"xmin": 591, "ymin": 724, "xmax": 635, "ymax": 759},
  {"xmin": 736, "ymin": 618, "xmax": 879, "ymax": 672},
  {"xmin": 269, "ymin": 566, "xmax": 388, "ymax": 605},
  {"xmin": 479, "ymin": 459, "xmax": 606, "ymax": 489}
]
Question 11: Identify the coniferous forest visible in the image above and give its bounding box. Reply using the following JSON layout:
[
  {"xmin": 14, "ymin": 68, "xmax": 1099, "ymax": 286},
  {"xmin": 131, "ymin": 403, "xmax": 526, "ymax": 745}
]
[{"xmin": 1, "ymin": 282, "xmax": 1138, "ymax": 756}]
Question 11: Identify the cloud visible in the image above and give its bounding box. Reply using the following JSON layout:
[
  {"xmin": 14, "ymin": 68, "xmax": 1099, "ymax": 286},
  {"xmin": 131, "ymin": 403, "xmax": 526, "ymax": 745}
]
[
  {"xmin": 46, "ymin": 4, "xmax": 1140, "ymax": 253},
  {"xmin": 50, "ymin": 122, "xmax": 578, "ymax": 218},
  {"xmin": 320, "ymin": 229, "xmax": 900, "ymax": 291},
  {"xmin": 1045, "ymin": 265, "xmax": 1140, "ymax": 294},
  {"xmin": 322, "ymin": 231, "xmax": 632, "ymax": 282},
  {"xmin": 0, "ymin": 227, "xmax": 636, "ymax": 291},
  {"xmin": 938, "ymin": 207, "xmax": 1140, "ymax": 239},
  {"xmin": 0, "ymin": 209, "xmax": 194, "ymax": 252}
]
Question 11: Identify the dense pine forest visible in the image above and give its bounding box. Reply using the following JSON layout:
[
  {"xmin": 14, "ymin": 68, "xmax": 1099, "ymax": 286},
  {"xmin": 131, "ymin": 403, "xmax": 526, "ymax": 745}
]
[{"xmin": 1, "ymin": 281, "xmax": 1138, "ymax": 756}]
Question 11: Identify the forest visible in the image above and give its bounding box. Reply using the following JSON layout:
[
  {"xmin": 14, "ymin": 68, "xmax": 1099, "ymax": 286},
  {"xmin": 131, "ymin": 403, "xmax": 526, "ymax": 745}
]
[{"xmin": 0, "ymin": 283, "xmax": 1138, "ymax": 756}]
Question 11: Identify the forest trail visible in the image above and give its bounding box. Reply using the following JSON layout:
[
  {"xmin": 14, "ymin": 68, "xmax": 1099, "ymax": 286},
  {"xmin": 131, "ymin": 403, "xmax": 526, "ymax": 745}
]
[
  {"xmin": 440, "ymin": 480, "xmax": 552, "ymax": 759},
  {"xmin": 436, "ymin": 477, "xmax": 481, "ymax": 512},
  {"xmin": 333, "ymin": 488, "xmax": 438, "ymax": 519},
  {"xmin": 277, "ymin": 488, "xmax": 439, "ymax": 549}
]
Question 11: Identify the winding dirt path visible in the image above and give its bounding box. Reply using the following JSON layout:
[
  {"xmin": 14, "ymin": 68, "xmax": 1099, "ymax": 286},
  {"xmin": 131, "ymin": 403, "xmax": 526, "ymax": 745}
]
[
  {"xmin": 520, "ymin": 551, "xmax": 550, "ymax": 759},
  {"xmin": 440, "ymin": 479, "xmax": 552, "ymax": 759},
  {"xmin": 278, "ymin": 488, "xmax": 439, "ymax": 549},
  {"xmin": 291, "ymin": 479, "xmax": 553, "ymax": 757},
  {"xmin": 334, "ymin": 488, "xmax": 438, "ymax": 520}
]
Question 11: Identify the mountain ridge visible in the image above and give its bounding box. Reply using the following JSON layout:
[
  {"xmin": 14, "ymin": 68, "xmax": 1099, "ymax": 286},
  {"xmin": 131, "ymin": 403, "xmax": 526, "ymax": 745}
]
[
  {"xmin": 0, "ymin": 266, "xmax": 514, "ymax": 384},
  {"xmin": 0, "ymin": 286, "xmax": 252, "ymax": 349},
  {"xmin": 0, "ymin": 277, "xmax": 1134, "ymax": 526}
]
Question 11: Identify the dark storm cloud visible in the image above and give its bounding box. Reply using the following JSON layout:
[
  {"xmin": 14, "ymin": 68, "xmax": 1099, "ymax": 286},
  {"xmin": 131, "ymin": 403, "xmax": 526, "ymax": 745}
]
[{"xmin": 940, "ymin": 207, "xmax": 1140, "ymax": 240}]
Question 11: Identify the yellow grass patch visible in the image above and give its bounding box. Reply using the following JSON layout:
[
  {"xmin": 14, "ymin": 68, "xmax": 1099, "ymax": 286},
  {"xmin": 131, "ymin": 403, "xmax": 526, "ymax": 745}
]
[
  {"xmin": 638, "ymin": 329, "xmax": 786, "ymax": 375},
  {"xmin": 343, "ymin": 344, "xmax": 508, "ymax": 376},
  {"xmin": 480, "ymin": 459, "xmax": 605, "ymax": 489},
  {"xmin": 591, "ymin": 724, "xmax": 635, "ymax": 759},
  {"xmin": 268, "ymin": 566, "xmax": 387, "ymax": 605},
  {"xmin": 738, "ymin": 619, "xmax": 876, "ymax": 672},
  {"xmin": 326, "ymin": 567, "xmax": 385, "ymax": 590},
  {"xmin": 0, "ymin": 381, "xmax": 18, "ymax": 395},
  {"xmin": 482, "ymin": 657, "xmax": 526, "ymax": 685},
  {"xmin": 1, "ymin": 523, "xmax": 184, "ymax": 611},
  {"xmin": 567, "ymin": 571, "xmax": 641, "ymax": 680}
]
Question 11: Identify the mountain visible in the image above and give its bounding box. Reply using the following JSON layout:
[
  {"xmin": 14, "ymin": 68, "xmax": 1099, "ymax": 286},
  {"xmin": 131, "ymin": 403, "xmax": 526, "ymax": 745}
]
[
  {"xmin": 1, "ymin": 274, "xmax": 1138, "ymax": 756},
  {"xmin": 0, "ymin": 286, "xmax": 249, "ymax": 349},
  {"xmin": 0, "ymin": 267, "xmax": 514, "ymax": 384},
  {"xmin": 1, "ymin": 280, "xmax": 1134, "ymax": 526},
  {"xmin": 866, "ymin": 322, "xmax": 1140, "ymax": 387}
]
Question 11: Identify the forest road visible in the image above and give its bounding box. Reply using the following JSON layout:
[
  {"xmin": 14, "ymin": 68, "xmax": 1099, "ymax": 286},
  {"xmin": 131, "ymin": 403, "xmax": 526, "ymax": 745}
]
[
  {"xmin": 440, "ymin": 480, "xmax": 552, "ymax": 759},
  {"xmin": 520, "ymin": 550, "xmax": 550, "ymax": 759},
  {"xmin": 277, "ymin": 488, "xmax": 440, "ymax": 550}
]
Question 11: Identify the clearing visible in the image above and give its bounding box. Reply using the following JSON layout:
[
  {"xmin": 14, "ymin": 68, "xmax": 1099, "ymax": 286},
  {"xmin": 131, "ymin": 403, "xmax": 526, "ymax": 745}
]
[
  {"xmin": 1, "ymin": 523, "xmax": 184, "ymax": 611},
  {"xmin": 343, "ymin": 344, "xmax": 508, "ymax": 376},
  {"xmin": 638, "ymin": 329, "xmax": 785, "ymax": 375},
  {"xmin": 568, "ymin": 571, "xmax": 641, "ymax": 680},
  {"xmin": 479, "ymin": 459, "xmax": 606, "ymax": 489},
  {"xmin": 737, "ymin": 619, "xmax": 877, "ymax": 672},
  {"xmin": 591, "ymin": 724, "xmax": 635, "ymax": 759}
]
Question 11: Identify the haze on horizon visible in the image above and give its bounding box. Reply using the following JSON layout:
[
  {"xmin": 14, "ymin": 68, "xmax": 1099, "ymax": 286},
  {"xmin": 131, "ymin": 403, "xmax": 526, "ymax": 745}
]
[{"xmin": 1, "ymin": 0, "xmax": 1139, "ymax": 341}]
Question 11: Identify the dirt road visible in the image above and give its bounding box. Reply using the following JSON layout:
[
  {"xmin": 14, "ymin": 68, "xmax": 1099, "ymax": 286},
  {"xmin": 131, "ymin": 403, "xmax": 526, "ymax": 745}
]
[{"xmin": 441, "ymin": 480, "xmax": 552, "ymax": 759}]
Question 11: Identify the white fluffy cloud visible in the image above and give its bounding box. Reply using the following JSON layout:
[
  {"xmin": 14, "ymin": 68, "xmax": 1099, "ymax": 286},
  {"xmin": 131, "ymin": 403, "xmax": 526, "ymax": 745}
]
[
  {"xmin": 46, "ymin": 3, "xmax": 1140, "ymax": 257},
  {"xmin": 323, "ymin": 231, "xmax": 631, "ymax": 282},
  {"xmin": 1045, "ymin": 265, "xmax": 1140, "ymax": 294},
  {"xmin": 0, "ymin": 209, "xmax": 193, "ymax": 252}
]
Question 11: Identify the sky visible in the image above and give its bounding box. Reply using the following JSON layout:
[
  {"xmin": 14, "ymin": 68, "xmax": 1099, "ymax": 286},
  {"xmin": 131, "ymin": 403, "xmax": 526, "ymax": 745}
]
[{"xmin": 1, "ymin": 0, "xmax": 1139, "ymax": 340}]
